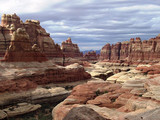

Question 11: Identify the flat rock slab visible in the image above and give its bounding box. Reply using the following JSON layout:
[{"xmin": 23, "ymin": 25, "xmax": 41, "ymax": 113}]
[{"xmin": 3, "ymin": 103, "xmax": 41, "ymax": 117}]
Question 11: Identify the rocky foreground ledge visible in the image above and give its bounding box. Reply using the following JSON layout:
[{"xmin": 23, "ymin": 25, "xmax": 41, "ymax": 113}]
[
  {"xmin": 0, "ymin": 60, "xmax": 91, "ymax": 119},
  {"xmin": 0, "ymin": 61, "xmax": 90, "ymax": 93},
  {"xmin": 52, "ymin": 62, "xmax": 160, "ymax": 120}
]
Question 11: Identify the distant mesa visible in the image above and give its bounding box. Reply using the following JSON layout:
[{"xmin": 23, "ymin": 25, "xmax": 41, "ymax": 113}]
[
  {"xmin": 83, "ymin": 51, "xmax": 99, "ymax": 61},
  {"xmin": 100, "ymin": 35, "xmax": 160, "ymax": 63}
]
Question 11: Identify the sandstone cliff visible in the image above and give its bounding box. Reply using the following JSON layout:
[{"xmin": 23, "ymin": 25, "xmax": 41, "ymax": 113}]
[
  {"xmin": 100, "ymin": 36, "xmax": 160, "ymax": 63},
  {"xmin": 0, "ymin": 13, "xmax": 63, "ymax": 59},
  {"xmin": 1, "ymin": 28, "xmax": 47, "ymax": 62}
]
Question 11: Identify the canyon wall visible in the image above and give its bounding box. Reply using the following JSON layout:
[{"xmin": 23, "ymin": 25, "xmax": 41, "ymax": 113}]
[
  {"xmin": 0, "ymin": 13, "xmax": 63, "ymax": 59},
  {"xmin": 100, "ymin": 36, "xmax": 160, "ymax": 63},
  {"xmin": 1, "ymin": 28, "xmax": 47, "ymax": 62}
]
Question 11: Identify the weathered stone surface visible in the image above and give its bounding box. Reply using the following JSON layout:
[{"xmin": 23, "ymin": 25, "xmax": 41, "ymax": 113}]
[
  {"xmin": 107, "ymin": 69, "xmax": 147, "ymax": 83},
  {"xmin": 1, "ymin": 28, "xmax": 48, "ymax": 62},
  {"xmin": 53, "ymin": 76, "xmax": 160, "ymax": 120},
  {"xmin": 61, "ymin": 37, "xmax": 83, "ymax": 58},
  {"xmin": 2, "ymin": 103, "xmax": 41, "ymax": 117},
  {"xmin": 124, "ymin": 107, "xmax": 160, "ymax": 120},
  {"xmin": 0, "ymin": 86, "xmax": 70, "ymax": 107},
  {"xmin": 0, "ymin": 14, "xmax": 63, "ymax": 60},
  {"xmin": 100, "ymin": 43, "xmax": 111, "ymax": 60},
  {"xmin": 63, "ymin": 106, "xmax": 107, "ymax": 120},
  {"xmin": 100, "ymin": 35, "xmax": 160, "ymax": 63},
  {"xmin": 136, "ymin": 64, "xmax": 160, "ymax": 75},
  {"xmin": 0, "ymin": 61, "xmax": 91, "ymax": 93},
  {"xmin": 63, "ymin": 57, "xmax": 83, "ymax": 66}
]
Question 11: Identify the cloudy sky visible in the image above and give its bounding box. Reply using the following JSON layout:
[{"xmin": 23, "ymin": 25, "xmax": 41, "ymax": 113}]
[{"xmin": 0, "ymin": 0, "xmax": 160, "ymax": 50}]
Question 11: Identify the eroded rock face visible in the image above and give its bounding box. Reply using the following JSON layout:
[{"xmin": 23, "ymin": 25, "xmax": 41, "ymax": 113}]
[
  {"xmin": 0, "ymin": 13, "xmax": 63, "ymax": 59},
  {"xmin": 100, "ymin": 36, "xmax": 160, "ymax": 63},
  {"xmin": 61, "ymin": 37, "xmax": 83, "ymax": 58},
  {"xmin": 1, "ymin": 28, "xmax": 48, "ymax": 62},
  {"xmin": 0, "ymin": 62, "xmax": 91, "ymax": 93},
  {"xmin": 100, "ymin": 43, "xmax": 111, "ymax": 60},
  {"xmin": 136, "ymin": 64, "xmax": 160, "ymax": 75}
]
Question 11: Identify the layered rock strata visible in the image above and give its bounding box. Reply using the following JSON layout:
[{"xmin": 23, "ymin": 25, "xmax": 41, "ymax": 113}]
[
  {"xmin": 100, "ymin": 36, "xmax": 160, "ymax": 63},
  {"xmin": 61, "ymin": 37, "xmax": 83, "ymax": 58},
  {"xmin": 83, "ymin": 51, "xmax": 99, "ymax": 61},
  {"xmin": 0, "ymin": 62, "xmax": 91, "ymax": 93},
  {"xmin": 0, "ymin": 13, "xmax": 63, "ymax": 59},
  {"xmin": 52, "ymin": 77, "xmax": 160, "ymax": 120},
  {"xmin": 1, "ymin": 28, "xmax": 48, "ymax": 62}
]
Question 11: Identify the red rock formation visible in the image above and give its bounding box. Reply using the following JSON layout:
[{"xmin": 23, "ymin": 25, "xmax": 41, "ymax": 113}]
[
  {"xmin": 120, "ymin": 41, "xmax": 129, "ymax": 60},
  {"xmin": 100, "ymin": 43, "xmax": 111, "ymax": 60},
  {"xmin": 0, "ymin": 14, "xmax": 63, "ymax": 59},
  {"xmin": 110, "ymin": 42, "xmax": 121, "ymax": 60},
  {"xmin": 128, "ymin": 37, "xmax": 143, "ymax": 61},
  {"xmin": 136, "ymin": 65, "xmax": 160, "ymax": 75},
  {"xmin": 83, "ymin": 51, "xmax": 99, "ymax": 61},
  {"xmin": 24, "ymin": 19, "xmax": 63, "ymax": 59},
  {"xmin": 53, "ymin": 80, "xmax": 160, "ymax": 120},
  {"xmin": 100, "ymin": 35, "xmax": 160, "ymax": 63},
  {"xmin": 0, "ymin": 63, "xmax": 91, "ymax": 93},
  {"xmin": 0, "ymin": 79, "xmax": 37, "ymax": 93},
  {"xmin": 61, "ymin": 37, "xmax": 83, "ymax": 58},
  {"xmin": 1, "ymin": 28, "xmax": 48, "ymax": 62}
]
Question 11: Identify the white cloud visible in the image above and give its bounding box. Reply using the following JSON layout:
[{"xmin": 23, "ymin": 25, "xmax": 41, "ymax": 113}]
[
  {"xmin": 113, "ymin": 5, "xmax": 160, "ymax": 11},
  {"xmin": 51, "ymin": 33, "xmax": 69, "ymax": 36},
  {"xmin": 0, "ymin": 0, "xmax": 66, "ymax": 14},
  {"xmin": 41, "ymin": 20, "xmax": 65, "ymax": 26}
]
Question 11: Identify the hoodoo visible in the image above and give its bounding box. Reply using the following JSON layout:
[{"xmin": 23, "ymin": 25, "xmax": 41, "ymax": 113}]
[
  {"xmin": 61, "ymin": 37, "xmax": 83, "ymax": 58},
  {"xmin": 100, "ymin": 35, "xmax": 160, "ymax": 63}
]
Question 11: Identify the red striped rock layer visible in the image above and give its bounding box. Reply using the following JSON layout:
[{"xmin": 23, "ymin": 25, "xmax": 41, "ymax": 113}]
[
  {"xmin": 83, "ymin": 51, "xmax": 99, "ymax": 61},
  {"xmin": 61, "ymin": 37, "xmax": 83, "ymax": 58},
  {"xmin": 0, "ymin": 13, "xmax": 63, "ymax": 59},
  {"xmin": 0, "ymin": 63, "xmax": 91, "ymax": 93},
  {"xmin": 100, "ymin": 36, "xmax": 160, "ymax": 63}
]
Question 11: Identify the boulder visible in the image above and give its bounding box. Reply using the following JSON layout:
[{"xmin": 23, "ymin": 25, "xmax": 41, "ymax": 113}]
[{"xmin": 63, "ymin": 106, "xmax": 107, "ymax": 120}]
